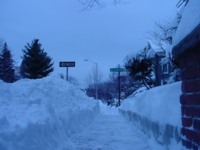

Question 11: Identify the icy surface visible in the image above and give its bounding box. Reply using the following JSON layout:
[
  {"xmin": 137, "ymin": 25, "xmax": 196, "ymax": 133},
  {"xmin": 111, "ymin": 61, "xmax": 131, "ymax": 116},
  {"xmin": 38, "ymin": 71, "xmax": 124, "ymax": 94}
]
[{"xmin": 174, "ymin": 0, "xmax": 200, "ymax": 45}]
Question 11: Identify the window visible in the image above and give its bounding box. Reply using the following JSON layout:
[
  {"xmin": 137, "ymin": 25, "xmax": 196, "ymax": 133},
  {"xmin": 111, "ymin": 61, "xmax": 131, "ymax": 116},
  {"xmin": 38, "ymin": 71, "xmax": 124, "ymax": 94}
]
[{"xmin": 162, "ymin": 64, "xmax": 169, "ymax": 74}]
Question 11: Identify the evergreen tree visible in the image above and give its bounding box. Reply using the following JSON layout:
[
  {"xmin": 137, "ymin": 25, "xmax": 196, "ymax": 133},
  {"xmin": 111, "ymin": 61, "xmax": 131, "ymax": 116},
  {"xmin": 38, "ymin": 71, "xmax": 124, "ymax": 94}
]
[
  {"xmin": 0, "ymin": 43, "xmax": 15, "ymax": 83},
  {"xmin": 0, "ymin": 51, "xmax": 2, "ymax": 80},
  {"xmin": 21, "ymin": 39, "xmax": 54, "ymax": 79},
  {"xmin": 125, "ymin": 55, "xmax": 154, "ymax": 89}
]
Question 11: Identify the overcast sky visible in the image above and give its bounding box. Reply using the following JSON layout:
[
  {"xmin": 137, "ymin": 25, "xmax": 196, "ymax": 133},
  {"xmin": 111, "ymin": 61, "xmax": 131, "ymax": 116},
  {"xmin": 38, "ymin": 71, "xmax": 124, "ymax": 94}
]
[{"xmin": 0, "ymin": 0, "xmax": 178, "ymax": 86}]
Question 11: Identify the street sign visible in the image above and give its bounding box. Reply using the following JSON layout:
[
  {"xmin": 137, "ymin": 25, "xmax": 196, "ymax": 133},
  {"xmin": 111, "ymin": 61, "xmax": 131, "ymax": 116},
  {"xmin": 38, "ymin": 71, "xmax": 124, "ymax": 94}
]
[
  {"xmin": 110, "ymin": 66, "xmax": 126, "ymax": 106},
  {"xmin": 59, "ymin": 61, "xmax": 75, "ymax": 67},
  {"xmin": 59, "ymin": 61, "xmax": 75, "ymax": 81},
  {"xmin": 110, "ymin": 68, "xmax": 126, "ymax": 72}
]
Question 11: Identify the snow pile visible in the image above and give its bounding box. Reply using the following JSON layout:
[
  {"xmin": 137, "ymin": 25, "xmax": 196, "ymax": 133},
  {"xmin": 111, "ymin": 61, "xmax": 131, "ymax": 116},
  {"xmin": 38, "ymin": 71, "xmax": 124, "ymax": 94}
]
[
  {"xmin": 121, "ymin": 82, "xmax": 181, "ymax": 126},
  {"xmin": 120, "ymin": 82, "xmax": 182, "ymax": 149},
  {"xmin": 174, "ymin": 0, "xmax": 200, "ymax": 45},
  {"xmin": 0, "ymin": 75, "xmax": 99, "ymax": 150}
]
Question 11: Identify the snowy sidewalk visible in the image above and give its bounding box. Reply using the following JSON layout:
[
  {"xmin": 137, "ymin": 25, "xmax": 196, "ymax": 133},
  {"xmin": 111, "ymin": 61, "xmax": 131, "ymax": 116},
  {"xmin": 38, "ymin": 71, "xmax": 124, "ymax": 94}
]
[{"xmin": 71, "ymin": 104, "xmax": 162, "ymax": 150}]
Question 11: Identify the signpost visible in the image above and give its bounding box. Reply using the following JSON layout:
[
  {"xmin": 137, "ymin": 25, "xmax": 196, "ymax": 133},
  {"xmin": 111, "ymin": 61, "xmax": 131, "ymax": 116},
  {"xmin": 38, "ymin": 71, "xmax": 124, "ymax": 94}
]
[
  {"xmin": 59, "ymin": 62, "xmax": 75, "ymax": 67},
  {"xmin": 110, "ymin": 65, "xmax": 126, "ymax": 106},
  {"xmin": 110, "ymin": 68, "xmax": 126, "ymax": 72},
  {"xmin": 59, "ymin": 61, "xmax": 75, "ymax": 81}
]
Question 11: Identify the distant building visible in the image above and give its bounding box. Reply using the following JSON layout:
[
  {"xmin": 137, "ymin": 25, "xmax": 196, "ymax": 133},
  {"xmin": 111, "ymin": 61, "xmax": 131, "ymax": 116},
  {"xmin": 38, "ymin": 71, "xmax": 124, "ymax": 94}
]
[{"xmin": 143, "ymin": 41, "xmax": 174, "ymax": 86}]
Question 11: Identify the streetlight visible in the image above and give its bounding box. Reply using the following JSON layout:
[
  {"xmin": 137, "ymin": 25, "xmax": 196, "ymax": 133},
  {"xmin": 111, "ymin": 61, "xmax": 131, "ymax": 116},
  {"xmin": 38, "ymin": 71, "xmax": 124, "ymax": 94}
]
[{"xmin": 84, "ymin": 59, "xmax": 98, "ymax": 100}]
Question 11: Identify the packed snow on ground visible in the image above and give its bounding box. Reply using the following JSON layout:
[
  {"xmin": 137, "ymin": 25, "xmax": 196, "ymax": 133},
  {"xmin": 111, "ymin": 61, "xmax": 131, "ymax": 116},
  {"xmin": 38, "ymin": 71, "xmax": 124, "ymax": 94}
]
[
  {"xmin": 174, "ymin": 0, "xmax": 200, "ymax": 45},
  {"xmin": 120, "ymin": 82, "xmax": 185, "ymax": 149},
  {"xmin": 0, "ymin": 75, "xmax": 99, "ymax": 150},
  {"xmin": 71, "ymin": 102, "xmax": 166, "ymax": 150}
]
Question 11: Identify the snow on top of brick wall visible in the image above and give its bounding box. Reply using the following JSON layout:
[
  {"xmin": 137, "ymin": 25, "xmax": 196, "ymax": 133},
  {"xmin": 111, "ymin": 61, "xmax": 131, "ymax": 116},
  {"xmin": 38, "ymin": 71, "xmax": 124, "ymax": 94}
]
[
  {"xmin": 120, "ymin": 82, "xmax": 182, "ymax": 127},
  {"xmin": 174, "ymin": 0, "xmax": 200, "ymax": 45}
]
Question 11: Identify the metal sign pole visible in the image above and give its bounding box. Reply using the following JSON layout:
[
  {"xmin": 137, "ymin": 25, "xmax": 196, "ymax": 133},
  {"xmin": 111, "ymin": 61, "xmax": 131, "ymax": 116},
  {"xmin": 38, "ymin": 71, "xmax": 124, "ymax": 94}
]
[
  {"xmin": 110, "ymin": 66, "xmax": 126, "ymax": 106},
  {"xmin": 118, "ymin": 65, "xmax": 121, "ymax": 106},
  {"xmin": 66, "ymin": 67, "xmax": 68, "ymax": 81},
  {"xmin": 59, "ymin": 61, "xmax": 75, "ymax": 81}
]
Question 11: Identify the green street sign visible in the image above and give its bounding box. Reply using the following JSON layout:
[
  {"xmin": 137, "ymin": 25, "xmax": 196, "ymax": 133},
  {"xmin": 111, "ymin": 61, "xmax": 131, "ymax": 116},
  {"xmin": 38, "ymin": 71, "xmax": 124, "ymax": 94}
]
[{"xmin": 110, "ymin": 68, "xmax": 126, "ymax": 72}]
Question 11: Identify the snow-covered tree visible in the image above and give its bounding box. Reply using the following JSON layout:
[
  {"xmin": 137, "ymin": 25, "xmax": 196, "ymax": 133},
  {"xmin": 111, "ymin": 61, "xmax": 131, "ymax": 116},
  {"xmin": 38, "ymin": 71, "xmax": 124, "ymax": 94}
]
[
  {"xmin": 21, "ymin": 39, "xmax": 54, "ymax": 79},
  {"xmin": 0, "ymin": 43, "xmax": 15, "ymax": 83}
]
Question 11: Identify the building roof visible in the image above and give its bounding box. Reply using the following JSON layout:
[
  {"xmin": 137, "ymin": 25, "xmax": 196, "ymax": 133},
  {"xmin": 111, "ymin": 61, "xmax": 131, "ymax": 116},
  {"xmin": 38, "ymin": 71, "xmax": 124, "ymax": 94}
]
[
  {"xmin": 173, "ymin": 0, "xmax": 200, "ymax": 45},
  {"xmin": 172, "ymin": 23, "xmax": 200, "ymax": 60},
  {"xmin": 145, "ymin": 40, "xmax": 165, "ymax": 58},
  {"xmin": 172, "ymin": 0, "xmax": 200, "ymax": 60}
]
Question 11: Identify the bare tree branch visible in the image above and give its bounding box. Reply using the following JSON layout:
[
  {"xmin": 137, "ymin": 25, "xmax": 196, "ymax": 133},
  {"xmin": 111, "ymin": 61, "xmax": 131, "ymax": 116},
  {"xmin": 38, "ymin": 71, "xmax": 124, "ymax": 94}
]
[
  {"xmin": 86, "ymin": 65, "xmax": 103, "ymax": 87},
  {"xmin": 79, "ymin": 0, "xmax": 104, "ymax": 10},
  {"xmin": 176, "ymin": 0, "xmax": 189, "ymax": 8},
  {"xmin": 79, "ymin": 0, "xmax": 129, "ymax": 10},
  {"xmin": 149, "ymin": 21, "xmax": 177, "ymax": 52}
]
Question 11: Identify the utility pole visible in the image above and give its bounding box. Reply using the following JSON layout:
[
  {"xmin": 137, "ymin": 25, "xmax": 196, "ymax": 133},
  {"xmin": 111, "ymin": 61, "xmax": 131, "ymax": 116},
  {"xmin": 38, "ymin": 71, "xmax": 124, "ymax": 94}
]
[{"xmin": 84, "ymin": 59, "xmax": 98, "ymax": 99}]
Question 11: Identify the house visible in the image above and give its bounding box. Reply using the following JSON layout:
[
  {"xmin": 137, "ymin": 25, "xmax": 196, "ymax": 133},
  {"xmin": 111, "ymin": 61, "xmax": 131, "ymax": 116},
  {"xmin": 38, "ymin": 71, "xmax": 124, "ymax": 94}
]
[{"xmin": 143, "ymin": 40, "xmax": 174, "ymax": 86}]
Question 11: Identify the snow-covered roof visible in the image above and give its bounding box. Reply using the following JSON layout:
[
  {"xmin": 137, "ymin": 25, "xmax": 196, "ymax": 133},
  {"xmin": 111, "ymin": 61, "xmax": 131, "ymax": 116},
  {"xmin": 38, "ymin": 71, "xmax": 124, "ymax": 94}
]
[
  {"xmin": 147, "ymin": 40, "xmax": 161, "ymax": 52},
  {"xmin": 144, "ymin": 40, "xmax": 165, "ymax": 57},
  {"xmin": 173, "ymin": 0, "xmax": 200, "ymax": 45}
]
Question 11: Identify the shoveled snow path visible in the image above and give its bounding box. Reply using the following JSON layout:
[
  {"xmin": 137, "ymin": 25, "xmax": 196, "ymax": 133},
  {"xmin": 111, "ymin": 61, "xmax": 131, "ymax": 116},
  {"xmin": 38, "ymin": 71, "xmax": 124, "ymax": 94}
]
[{"xmin": 71, "ymin": 104, "xmax": 162, "ymax": 150}]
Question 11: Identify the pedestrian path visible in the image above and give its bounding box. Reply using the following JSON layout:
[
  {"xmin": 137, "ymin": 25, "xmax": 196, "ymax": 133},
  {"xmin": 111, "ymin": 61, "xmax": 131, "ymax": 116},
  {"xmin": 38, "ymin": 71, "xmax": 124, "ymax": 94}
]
[{"xmin": 71, "ymin": 105, "xmax": 162, "ymax": 150}]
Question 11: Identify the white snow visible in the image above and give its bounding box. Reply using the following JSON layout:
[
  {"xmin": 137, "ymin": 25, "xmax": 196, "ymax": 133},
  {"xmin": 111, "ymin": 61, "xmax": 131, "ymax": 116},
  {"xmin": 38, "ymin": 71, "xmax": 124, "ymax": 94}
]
[
  {"xmin": 0, "ymin": 75, "xmax": 99, "ymax": 150},
  {"xmin": 119, "ymin": 82, "xmax": 184, "ymax": 149},
  {"xmin": 174, "ymin": 0, "xmax": 200, "ymax": 45},
  {"xmin": 0, "ymin": 76, "xmax": 185, "ymax": 150},
  {"xmin": 71, "ymin": 103, "xmax": 165, "ymax": 150},
  {"xmin": 120, "ymin": 82, "xmax": 182, "ymax": 126}
]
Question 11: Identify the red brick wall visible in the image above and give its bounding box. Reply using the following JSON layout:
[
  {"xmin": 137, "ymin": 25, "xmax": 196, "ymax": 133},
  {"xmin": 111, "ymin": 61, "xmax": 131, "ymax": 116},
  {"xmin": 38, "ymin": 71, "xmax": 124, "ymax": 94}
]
[{"xmin": 178, "ymin": 47, "xmax": 200, "ymax": 150}]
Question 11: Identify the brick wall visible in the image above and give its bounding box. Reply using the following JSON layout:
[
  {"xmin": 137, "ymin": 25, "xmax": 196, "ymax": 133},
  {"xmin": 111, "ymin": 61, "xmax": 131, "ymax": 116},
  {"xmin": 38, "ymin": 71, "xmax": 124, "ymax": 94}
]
[
  {"xmin": 173, "ymin": 24, "xmax": 200, "ymax": 150},
  {"xmin": 179, "ymin": 49, "xmax": 200, "ymax": 149}
]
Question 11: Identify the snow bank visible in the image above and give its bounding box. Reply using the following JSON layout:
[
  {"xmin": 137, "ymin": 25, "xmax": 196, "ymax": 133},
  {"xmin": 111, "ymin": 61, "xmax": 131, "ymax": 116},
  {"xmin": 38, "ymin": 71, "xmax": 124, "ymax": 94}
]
[
  {"xmin": 121, "ymin": 82, "xmax": 181, "ymax": 126},
  {"xmin": 174, "ymin": 0, "xmax": 200, "ymax": 45},
  {"xmin": 119, "ymin": 82, "xmax": 182, "ymax": 149},
  {"xmin": 0, "ymin": 75, "xmax": 99, "ymax": 150}
]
